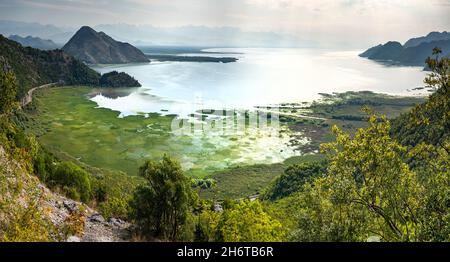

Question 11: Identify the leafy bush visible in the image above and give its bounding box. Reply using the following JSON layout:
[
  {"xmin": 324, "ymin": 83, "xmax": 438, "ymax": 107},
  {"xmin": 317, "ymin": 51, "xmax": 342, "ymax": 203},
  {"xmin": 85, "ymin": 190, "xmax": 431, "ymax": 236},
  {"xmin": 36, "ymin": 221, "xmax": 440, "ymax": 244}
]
[
  {"xmin": 263, "ymin": 161, "xmax": 326, "ymax": 201},
  {"xmin": 196, "ymin": 200, "xmax": 285, "ymax": 242},
  {"xmin": 192, "ymin": 178, "xmax": 216, "ymax": 189},
  {"xmin": 50, "ymin": 162, "xmax": 92, "ymax": 202},
  {"xmin": 99, "ymin": 196, "xmax": 130, "ymax": 220}
]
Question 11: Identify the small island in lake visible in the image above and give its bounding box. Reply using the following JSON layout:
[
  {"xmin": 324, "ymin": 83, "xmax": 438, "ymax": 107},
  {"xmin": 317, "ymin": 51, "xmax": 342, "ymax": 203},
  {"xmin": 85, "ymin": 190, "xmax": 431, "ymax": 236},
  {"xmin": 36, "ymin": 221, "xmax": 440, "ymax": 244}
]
[
  {"xmin": 147, "ymin": 54, "xmax": 238, "ymax": 63},
  {"xmin": 99, "ymin": 71, "xmax": 142, "ymax": 87}
]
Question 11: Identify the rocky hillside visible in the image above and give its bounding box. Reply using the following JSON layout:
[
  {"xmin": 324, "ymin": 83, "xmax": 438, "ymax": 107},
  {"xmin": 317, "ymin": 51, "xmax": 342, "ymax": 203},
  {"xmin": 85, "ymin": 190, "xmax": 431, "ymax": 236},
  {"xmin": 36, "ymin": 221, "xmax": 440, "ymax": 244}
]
[
  {"xmin": 0, "ymin": 145, "xmax": 131, "ymax": 242},
  {"xmin": 62, "ymin": 26, "xmax": 149, "ymax": 64},
  {"xmin": 8, "ymin": 35, "xmax": 59, "ymax": 50}
]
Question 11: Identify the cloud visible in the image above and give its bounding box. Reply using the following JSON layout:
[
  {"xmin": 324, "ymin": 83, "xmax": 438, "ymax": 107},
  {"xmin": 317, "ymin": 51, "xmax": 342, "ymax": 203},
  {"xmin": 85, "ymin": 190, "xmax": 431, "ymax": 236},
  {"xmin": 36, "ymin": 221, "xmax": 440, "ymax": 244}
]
[{"xmin": 0, "ymin": 0, "xmax": 448, "ymax": 47}]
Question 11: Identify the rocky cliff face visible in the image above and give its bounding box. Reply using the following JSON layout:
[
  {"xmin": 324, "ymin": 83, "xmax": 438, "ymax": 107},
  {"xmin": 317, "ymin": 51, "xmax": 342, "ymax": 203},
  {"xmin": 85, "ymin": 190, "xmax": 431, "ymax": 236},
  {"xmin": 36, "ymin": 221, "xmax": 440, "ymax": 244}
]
[
  {"xmin": 62, "ymin": 26, "xmax": 149, "ymax": 64},
  {"xmin": 0, "ymin": 146, "xmax": 131, "ymax": 242}
]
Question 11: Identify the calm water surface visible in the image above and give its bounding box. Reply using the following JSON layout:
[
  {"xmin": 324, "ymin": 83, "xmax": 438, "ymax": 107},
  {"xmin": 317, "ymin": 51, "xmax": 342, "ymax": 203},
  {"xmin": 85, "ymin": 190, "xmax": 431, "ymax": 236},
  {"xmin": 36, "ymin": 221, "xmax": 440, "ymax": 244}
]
[
  {"xmin": 79, "ymin": 48, "xmax": 428, "ymax": 172},
  {"xmin": 90, "ymin": 48, "xmax": 427, "ymax": 117}
]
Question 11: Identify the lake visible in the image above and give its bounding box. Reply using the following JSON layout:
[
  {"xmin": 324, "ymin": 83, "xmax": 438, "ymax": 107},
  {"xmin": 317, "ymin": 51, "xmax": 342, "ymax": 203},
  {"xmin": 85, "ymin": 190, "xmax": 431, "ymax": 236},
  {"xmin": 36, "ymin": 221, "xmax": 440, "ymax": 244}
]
[
  {"xmin": 30, "ymin": 48, "xmax": 430, "ymax": 176},
  {"xmin": 90, "ymin": 47, "xmax": 427, "ymax": 117}
]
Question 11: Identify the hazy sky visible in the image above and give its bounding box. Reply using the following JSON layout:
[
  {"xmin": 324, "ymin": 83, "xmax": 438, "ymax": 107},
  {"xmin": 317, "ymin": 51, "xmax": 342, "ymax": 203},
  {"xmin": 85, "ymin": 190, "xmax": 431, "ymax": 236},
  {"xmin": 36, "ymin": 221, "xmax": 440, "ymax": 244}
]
[{"xmin": 0, "ymin": 0, "xmax": 449, "ymax": 44}]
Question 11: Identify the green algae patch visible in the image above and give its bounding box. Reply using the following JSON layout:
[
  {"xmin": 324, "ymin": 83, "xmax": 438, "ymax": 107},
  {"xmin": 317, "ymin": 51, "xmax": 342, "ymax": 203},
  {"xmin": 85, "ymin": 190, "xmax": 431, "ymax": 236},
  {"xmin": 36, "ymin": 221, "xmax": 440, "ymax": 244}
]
[{"xmin": 27, "ymin": 87, "xmax": 299, "ymax": 177}]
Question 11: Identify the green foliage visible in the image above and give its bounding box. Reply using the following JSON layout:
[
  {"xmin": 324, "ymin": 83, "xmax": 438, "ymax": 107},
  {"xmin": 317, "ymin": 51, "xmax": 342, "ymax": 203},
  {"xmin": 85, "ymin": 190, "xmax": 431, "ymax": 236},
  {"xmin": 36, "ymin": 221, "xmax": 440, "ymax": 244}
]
[
  {"xmin": 197, "ymin": 200, "xmax": 285, "ymax": 242},
  {"xmin": 277, "ymin": 112, "xmax": 449, "ymax": 242},
  {"xmin": 0, "ymin": 57, "xmax": 17, "ymax": 114},
  {"xmin": 273, "ymin": 51, "xmax": 449, "ymax": 242},
  {"xmin": 50, "ymin": 161, "xmax": 92, "ymax": 202},
  {"xmin": 61, "ymin": 209, "xmax": 86, "ymax": 238},
  {"xmin": 0, "ymin": 34, "xmax": 100, "ymax": 98},
  {"xmin": 99, "ymin": 71, "xmax": 141, "ymax": 87},
  {"xmin": 0, "ymin": 150, "xmax": 55, "ymax": 242},
  {"xmin": 197, "ymin": 163, "xmax": 286, "ymax": 200},
  {"xmin": 218, "ymin": 200, "xmax": 285, "ymax": 241},
  {"xmin": 1, "ymin": 203, "xmax": 54, "ymax": 242},
  {"xmin": 197, "ymin": 154, "xmax": 325, "ymax": 200},
  {"xmin": 262, "ymin": 161, "xmax": 326, "ymax": 201},
  {"xmin": 192, "ymin": 178, "xmax": 216, "ymax": 189},
  {"xmin": 424, "ymin": 48, "xmax": 449, "ymax": 91},
  {"xmin": 99, "ymin": 196, "xmax": 130, "ymax": 220},
  {"xmin": 32, "ymin": 146, "xmax": 57, "ymax": 183},
  {"xmin": 262, "ymin": 193, "xmax": 303, "ymax": 236},
  {"xmin": 91, "ymin": 180, "xmax": 108, "ymax": 203},
  {"xmin": 194, "ymin": 204, "xmax": 221, "ymax": 242},
  {"xmin": 289, "ymin": 116, "xmax": 423, "ymax": 241},
  {"xmin": 407, "ymin": 141, "xmax": 450, "ymax": 241},
  {"xmin": 129, "ymin": 155, "xmax": 195, "ymax": 241},
  {"xmin": 391, "ymin": 48, "xmax": 450, "ymax": 146}
]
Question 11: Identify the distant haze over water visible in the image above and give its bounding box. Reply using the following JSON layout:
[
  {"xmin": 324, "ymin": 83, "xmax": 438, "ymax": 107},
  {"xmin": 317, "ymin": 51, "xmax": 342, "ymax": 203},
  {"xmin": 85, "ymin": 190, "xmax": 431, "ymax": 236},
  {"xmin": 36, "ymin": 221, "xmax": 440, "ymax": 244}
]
[{"xmin": 90, "ymin": 48, "xmax": 427, "ymax": 117}]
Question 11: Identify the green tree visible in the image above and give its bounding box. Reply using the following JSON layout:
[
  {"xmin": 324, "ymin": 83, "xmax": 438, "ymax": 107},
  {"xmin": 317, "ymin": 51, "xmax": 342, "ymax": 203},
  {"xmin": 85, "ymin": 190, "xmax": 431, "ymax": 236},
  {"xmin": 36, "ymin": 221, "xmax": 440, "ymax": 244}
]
[
  {"xmin": 195, "ymin": 207, "xmax": 221, "ymax": 242},
  {"xmin": 129, "ymin": 155, "xmax": 195, "ymax": 241},
  {"xmin": 424, "ymin": 47, "xmax": 449, "ymax": 92},
  {"xmin": 292, "ymin": 115, "xmax": 423, "ymax": 241},
  {"xmin": 0, "ymin": 56, "xmax": 17, "ymax": 115},
  {"xmin": 215, "ymin": 200, "xmax": 285, "ymax": 242},
  {"xmin": 407, "ymin": 141, "xmax": 450, "ymax": 241},
  {"xmin": 391, "ymin": 47, "xmax": 450, "ymax": 147}
]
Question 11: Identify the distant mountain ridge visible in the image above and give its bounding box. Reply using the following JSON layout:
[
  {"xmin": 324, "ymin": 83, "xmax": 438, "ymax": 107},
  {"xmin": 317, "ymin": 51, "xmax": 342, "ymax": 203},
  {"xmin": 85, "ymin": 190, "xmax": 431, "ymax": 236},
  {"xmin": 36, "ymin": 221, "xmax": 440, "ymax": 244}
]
[
  {"xmin": 0, "ymin": 20, "xmax": 74, "ymax": 44},
  {"xmin": 8, "ymin": 35, "xmax": 59, "ymax": 50},
  {"xmin": 0, "ymin": 34, "xmax": 141, "ymax": 98},
  {"xmin": 404, "ymin": 31, "xmax": 450, "ymax": 48},
  {"xmin": 359, "ymin": 31, "xmax": 450, "ymax": 67},
  {"xmin": 0, "ymin": 20, "xmax": 307, "ymax": 48},
  {"xmin": 62, "ymin": 26, "xmax": 149, "ymax": 64}
]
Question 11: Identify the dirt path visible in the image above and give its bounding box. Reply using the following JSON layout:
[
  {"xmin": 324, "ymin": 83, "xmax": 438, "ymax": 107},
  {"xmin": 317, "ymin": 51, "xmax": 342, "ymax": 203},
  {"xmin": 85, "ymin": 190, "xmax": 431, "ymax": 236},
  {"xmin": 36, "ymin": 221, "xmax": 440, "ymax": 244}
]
[{"xmin": 20, "ymin": 83, "xmax": 57, "ymax": 107}]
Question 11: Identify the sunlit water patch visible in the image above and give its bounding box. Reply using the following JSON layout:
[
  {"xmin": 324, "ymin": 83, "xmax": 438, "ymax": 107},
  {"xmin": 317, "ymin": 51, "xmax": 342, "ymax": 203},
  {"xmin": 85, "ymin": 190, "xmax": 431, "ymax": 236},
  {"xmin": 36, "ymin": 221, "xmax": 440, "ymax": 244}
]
[
  {"xmin": 82, "ymin": 48, "xmax": 428, "ymax": 173},
  {"xmin": 90, "ymin": 48, "xmax": 427, "ymax": 117}
]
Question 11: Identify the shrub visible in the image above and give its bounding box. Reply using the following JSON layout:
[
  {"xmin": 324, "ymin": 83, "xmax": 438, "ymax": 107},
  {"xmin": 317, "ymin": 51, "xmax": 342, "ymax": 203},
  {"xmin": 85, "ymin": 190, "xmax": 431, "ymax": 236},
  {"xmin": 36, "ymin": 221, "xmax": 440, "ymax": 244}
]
[
  {"xmin": 215, "ymin": 200, "xmax": 285, "ymax": 242},
  {"xmin": 99, "ymin": 197, "xmax": 130, "ymax": 220},
  {"xmin": 129, "ymin": 155, "xmax": 195, "ymax": 241},
  {"xmin": 262, "ymin": 161, "xmax": 326, "ymax": 201},
  {"xmin": 50, "ymin": 162, "xmax": 92, "ymax": 202}
]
